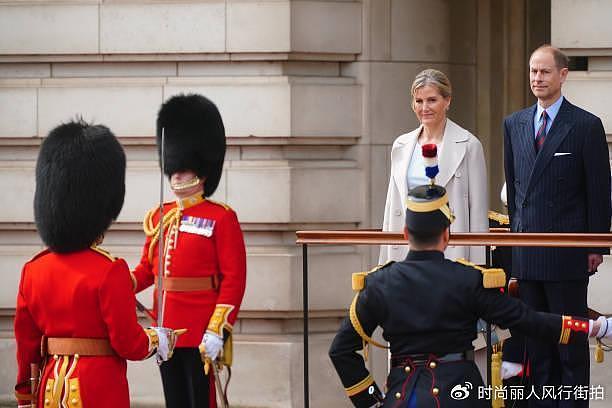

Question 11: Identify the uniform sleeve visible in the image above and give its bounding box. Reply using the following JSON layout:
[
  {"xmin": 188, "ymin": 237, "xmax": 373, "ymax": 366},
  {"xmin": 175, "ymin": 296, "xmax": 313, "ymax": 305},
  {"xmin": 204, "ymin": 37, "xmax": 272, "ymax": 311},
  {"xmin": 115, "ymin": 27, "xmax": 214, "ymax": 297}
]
[
  {"xmin": 206, "ymin": 209, "xmax": 247, "ymax": 336},
  {"xmin": 14, "ymin": 265, "xmax": 43, "ymax": 405},
  {"xmin": 328, "ymin": 283, "xmax": 385, "ymax": 407},
  {"xmin": 472, "ymin": 279, "xmax": 588, "ymax": 345},
  {"xmin": 467, "ymin": 137, "xmax": 489, "ymax": 264},
  {"xmin": 98, "ymin": 259, "xmax": 155, "ymax": 360},
  {"xmin": 583, "ymin": 117, "xmax": 611, "ymax": 255}
]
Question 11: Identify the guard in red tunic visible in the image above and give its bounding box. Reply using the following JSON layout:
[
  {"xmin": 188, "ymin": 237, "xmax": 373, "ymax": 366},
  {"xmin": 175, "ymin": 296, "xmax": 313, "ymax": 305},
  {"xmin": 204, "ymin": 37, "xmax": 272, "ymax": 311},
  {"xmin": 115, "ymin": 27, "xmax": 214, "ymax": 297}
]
[
  {"xmin": 14, "ymin": 120, "xmax": 179, "ymax": 408},
  {"xmin": 132, "ymin": 94, "xmax": 247, "ymax": 408}
]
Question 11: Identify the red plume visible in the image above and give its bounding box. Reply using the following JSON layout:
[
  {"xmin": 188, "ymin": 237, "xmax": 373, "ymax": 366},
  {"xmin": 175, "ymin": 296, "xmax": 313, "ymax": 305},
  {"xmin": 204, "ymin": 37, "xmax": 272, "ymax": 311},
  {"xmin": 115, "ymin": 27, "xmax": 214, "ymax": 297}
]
[{"xmin": 422, "ymin": 143, "xmax": 437, "ymax": 158}]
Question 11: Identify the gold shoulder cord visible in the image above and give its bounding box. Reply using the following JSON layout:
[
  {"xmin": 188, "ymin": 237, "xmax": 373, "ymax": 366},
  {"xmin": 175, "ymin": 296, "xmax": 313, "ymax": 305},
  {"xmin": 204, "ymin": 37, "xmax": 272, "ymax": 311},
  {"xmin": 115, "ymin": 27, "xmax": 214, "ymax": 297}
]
[
  {"xmin": 348, "ymin": 262, "xmax": 393, "ymax": 360},
  {"xmin": 349, "ymin": 295, "xmax": 388, "ymax": 350},
  {"xmin": 143, "ymin": 207, "xmax": 181, "ymax": 264},
  {"xmin": 456, "ymin": 258, "xmax": 506, "ymax": 289}
]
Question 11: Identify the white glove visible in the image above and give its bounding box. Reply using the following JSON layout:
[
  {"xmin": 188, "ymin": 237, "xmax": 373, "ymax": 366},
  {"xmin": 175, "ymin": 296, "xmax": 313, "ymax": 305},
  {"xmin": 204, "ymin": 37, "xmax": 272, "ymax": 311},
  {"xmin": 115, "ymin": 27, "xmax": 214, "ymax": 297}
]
[
  {"xmin": 152, "ymin": 327, "xmax": 172, "ymax": 364},
  {"xmin": 201, "ymin": 331, "xmax": 224, "ymax": 360},
  {"xmin": 500, "ymin": 361, "xmax": 523, "ymax": 380},
  {"xmin": 595, "ymin": 316, "xmax": 612, "ymax": 339}
]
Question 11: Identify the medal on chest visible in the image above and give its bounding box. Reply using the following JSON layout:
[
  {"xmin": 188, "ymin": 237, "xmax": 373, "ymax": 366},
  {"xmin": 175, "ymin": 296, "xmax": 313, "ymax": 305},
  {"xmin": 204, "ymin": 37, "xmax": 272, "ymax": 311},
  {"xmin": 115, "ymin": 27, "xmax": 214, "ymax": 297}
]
[{"xmin": 178, "ymin": 215, "xmax": 216, "ymax": 237}]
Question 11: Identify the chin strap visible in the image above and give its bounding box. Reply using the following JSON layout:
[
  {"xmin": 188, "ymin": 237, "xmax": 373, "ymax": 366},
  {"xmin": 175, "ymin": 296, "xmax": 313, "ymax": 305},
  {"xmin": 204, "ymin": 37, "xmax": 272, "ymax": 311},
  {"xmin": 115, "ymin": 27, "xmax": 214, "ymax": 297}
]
[{"xmin": 171, "ymin": 176, "xmax": 201, "ymax": 191}]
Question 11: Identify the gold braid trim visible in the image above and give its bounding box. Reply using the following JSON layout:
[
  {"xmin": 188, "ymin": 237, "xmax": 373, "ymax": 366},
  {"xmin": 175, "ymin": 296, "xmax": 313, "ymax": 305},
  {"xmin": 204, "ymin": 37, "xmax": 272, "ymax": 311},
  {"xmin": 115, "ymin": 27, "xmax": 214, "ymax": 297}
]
[
  {"xmin": 406, "ymin": 193, "xmax": 448, "ymax": 212},
  {"xmin": 89, "ymin": 246, "xmax": 115, "ymax": 261},
  {"xmin": 144, "ymin": 328, "xmax": 159, "ymax": 356},
  {"xmin": 143, "ymin": 207, "xmax": 181, "ymax": 264},
  {"xmin": 345, "ymin": 374, "xmax": 374, "ymax": 397},
  {"xmin": 207, "ymin": 304, "xmax": 235, "ymax": 336},
  {"xmin": 349, "ymin": 293, "xmax": 388, "ymax": 350},
  {"xmin": 456, "ymin": 258, "xmax": 506, "ymax": 289},
  {"xmin": 560, "ymin": 316, "xmax": 572, "ymax": 345},
  {"xmin": 488, "ymin": 210, "xmax": 509, "ymax": 225}
]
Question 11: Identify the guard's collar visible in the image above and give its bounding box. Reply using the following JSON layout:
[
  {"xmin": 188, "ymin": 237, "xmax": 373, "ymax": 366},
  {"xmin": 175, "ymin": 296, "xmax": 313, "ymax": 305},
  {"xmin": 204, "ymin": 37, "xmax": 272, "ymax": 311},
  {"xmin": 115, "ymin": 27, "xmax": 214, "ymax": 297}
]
[
  {"xmin": 176, "ymin": 191, "xmax": 205, "ymax": 209},
  {"xmin": 404, "ymin": 250, "xmax": 445, "ymax": 261}
]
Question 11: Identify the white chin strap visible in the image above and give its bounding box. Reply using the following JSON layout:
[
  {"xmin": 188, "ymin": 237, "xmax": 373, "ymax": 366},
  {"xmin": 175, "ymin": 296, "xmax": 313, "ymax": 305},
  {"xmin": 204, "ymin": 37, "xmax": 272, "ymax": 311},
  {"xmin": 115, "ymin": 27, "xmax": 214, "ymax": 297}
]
[{"xmin": 171, "ymin": 176, "xmax": 201, "ymax": 191}]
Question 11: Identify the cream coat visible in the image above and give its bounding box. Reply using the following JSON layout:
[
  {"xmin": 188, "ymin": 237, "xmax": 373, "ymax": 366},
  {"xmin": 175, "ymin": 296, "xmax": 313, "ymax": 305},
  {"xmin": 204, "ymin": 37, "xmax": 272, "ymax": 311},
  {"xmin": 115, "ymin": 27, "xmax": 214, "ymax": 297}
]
[{"xmin": 379, "ymin": 119, "xmax": 488, "ymax": 264}]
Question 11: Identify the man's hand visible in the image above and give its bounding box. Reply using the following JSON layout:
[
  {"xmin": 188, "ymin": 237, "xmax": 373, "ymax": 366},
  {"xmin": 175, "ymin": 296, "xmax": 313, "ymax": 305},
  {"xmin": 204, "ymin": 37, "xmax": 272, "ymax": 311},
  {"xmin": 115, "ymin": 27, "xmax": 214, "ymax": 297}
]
[
  {"xmin": 200, "ymin": 331, "xmax": 224, "ymax": 360},
  {"xmin": 151, "ymin": 327, "xmax": 186, "ymax": 364},
  {"xmin": 588, "ymin": 254, "xmax": 604, "ymax": 273},
  {"xmin": 593, "ymin": 316, "xmax": 612, "ymax": 339},
  {"xmin": 501, "ymin": 361, "xmax": 523, "ymax": 380}
]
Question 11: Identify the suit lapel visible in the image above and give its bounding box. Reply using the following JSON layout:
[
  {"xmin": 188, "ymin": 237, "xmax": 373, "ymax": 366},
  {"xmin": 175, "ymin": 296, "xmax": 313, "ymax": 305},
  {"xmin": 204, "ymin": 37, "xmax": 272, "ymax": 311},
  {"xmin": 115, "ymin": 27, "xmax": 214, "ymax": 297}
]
[
  {"xmin": 391, "ymin": 127, "xmax": 420, "ymax": 202},
  {"xmin": 526, "ymin": 99, "xmax": 574, "ymax": 194},
  {"xmin": 437, "ymin": 119, "xmax": 468, "ymax": 187},
  {"xmin": 517, "ymin": 105, "xmax": 537, "ymax": 170}
]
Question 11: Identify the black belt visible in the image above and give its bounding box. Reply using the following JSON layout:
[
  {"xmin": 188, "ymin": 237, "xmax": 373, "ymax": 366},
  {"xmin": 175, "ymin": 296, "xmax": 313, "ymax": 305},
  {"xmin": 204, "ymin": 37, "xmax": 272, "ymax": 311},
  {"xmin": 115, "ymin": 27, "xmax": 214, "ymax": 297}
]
[{"xmin": 391, "ymin": 350, "xmax": 474, "ymax": 368}]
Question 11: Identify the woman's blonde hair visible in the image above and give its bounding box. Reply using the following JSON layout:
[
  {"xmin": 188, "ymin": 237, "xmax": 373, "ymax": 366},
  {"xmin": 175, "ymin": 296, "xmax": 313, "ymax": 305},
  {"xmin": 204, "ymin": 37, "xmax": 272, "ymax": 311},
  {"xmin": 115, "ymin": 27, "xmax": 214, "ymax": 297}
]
[{"xmin": 411, "ymin": 69, "xmax": 452, "ymax": 99}]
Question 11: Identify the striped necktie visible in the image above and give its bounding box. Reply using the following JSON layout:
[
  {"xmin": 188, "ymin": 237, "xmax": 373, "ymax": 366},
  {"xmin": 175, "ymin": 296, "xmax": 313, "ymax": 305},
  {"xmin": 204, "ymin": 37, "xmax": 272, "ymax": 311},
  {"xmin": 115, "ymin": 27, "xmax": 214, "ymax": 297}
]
[{"xmin": 535, "ymin": 110, "xmax": 548, "ymax": 153}]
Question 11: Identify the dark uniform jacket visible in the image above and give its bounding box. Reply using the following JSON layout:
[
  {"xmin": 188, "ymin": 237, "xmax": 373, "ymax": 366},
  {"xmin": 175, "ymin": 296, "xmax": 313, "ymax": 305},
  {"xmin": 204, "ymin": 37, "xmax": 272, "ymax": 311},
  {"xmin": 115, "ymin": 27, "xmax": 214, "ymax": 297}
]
[{"xmin": 329, "ymin": 250, "xmax": 589, "ymax": 407}]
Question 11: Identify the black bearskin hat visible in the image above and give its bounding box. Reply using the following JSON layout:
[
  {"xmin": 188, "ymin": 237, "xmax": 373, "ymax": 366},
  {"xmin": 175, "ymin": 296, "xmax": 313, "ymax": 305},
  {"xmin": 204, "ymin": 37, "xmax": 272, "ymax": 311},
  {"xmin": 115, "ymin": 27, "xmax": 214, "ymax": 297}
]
[
  {"xmin": 157, "ymin": 93, "xmax": 226, "ymax": 197},
  {"xmin": 34, "ymin": 120, "xmax": 126, "ymax": 253}
]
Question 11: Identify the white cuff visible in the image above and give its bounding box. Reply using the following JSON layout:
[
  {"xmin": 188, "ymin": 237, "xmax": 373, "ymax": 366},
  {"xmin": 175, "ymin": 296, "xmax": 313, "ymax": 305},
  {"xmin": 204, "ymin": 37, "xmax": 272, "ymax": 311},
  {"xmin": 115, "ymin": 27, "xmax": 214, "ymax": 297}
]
[{"xmin": 500, "ymin": 361, "xmax": 523, "ymax": 380}]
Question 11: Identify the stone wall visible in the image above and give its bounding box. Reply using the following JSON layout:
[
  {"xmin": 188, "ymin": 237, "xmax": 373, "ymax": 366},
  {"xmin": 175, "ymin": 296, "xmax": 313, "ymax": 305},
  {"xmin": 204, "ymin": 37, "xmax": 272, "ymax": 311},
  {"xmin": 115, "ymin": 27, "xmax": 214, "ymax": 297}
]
[{"xmin": 1, "ymin": 1, "xmax": 611, "ymax": 407}]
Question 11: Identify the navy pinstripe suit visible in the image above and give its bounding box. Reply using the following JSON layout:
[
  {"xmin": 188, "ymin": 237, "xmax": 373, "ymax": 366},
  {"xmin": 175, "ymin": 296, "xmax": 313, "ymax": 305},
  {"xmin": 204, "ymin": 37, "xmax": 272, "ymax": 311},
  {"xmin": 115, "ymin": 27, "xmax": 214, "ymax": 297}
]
[{"xmin": 504, "ymin": 97, "xmax": 610, "ymax": 407}]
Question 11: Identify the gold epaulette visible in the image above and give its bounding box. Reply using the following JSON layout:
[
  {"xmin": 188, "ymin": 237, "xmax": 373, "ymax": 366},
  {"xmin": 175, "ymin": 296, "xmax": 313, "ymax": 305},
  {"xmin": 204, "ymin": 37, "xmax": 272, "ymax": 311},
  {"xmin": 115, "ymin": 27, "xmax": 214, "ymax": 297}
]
[
  {"xmin": 351, "ymin": 261, "xmax": 393, "ymax": 291},
  {"xmin": 456, "ymin": 258, "xmax": 506, "ymax": 289},
  {"xmin": 488, "ymin": 210, "xmax": 509, "ymax": 225},
  {"xmin": 207, "ymin": 199, "xmax": 232, "ymax": 211},
  {"xmin": 90, "ymin": 246, "xmax": 116, "ymax": 262}
]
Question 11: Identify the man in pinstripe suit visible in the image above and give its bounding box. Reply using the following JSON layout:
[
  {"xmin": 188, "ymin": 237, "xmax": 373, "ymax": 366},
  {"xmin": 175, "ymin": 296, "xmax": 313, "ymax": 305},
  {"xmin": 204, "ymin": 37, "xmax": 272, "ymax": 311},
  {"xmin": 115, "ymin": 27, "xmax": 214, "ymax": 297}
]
[{"xmin": 504, "ymin": 44, "xmax": 611, "ymax": 407}]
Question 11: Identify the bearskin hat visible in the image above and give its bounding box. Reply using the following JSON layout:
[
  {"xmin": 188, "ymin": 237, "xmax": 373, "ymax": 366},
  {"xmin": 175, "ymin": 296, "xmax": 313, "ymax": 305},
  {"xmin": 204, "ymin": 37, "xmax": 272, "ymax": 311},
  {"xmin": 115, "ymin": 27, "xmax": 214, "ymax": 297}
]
[
  {"xmin": 157, "ymin": 93, "xmax": 226, "ymax": 197},
  {"xmin": 34, "ymin": 119, "xmax": 126, "ymax": 253}
]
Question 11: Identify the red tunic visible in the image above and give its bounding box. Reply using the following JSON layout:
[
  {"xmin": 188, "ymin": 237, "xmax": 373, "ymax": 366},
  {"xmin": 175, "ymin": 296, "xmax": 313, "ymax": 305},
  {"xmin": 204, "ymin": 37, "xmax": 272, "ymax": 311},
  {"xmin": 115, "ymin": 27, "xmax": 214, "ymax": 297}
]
[
  {"xmin": 132, "ymin": 194, "xmax": 247, "ymax": 347},
  {"xmin": 14, "ymin": 247, "xmax": 153, "ymax": 408}
]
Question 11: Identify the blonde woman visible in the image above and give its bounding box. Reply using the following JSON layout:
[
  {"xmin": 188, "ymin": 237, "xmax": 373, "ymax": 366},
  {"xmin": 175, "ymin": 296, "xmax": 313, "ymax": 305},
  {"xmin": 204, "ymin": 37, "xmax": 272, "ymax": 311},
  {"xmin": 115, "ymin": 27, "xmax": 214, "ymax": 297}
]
[{"xmin": 380, "ymin": 69, "xmax": 488, "ymax": 264}]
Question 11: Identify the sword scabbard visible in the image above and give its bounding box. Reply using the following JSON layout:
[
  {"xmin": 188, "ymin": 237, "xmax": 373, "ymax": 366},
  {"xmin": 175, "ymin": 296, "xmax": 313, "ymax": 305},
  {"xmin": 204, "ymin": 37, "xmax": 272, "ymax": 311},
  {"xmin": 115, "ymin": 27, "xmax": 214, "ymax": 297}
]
[{"xmin": 30, "ymin": 363, "xmax": 40, "ymax": 408}]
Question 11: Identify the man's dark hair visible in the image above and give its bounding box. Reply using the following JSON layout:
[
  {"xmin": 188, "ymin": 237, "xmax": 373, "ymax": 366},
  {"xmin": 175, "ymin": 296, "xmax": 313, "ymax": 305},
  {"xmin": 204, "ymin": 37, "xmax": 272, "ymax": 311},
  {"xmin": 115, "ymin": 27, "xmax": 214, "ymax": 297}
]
[{"xmin": 407, "ymin": 227, "xmax": 445, "ymax": 247}]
